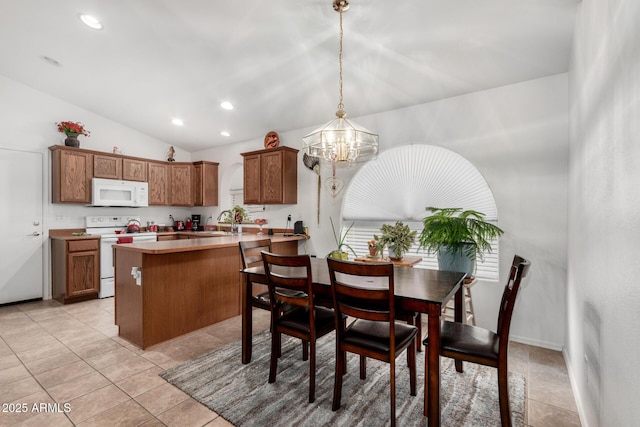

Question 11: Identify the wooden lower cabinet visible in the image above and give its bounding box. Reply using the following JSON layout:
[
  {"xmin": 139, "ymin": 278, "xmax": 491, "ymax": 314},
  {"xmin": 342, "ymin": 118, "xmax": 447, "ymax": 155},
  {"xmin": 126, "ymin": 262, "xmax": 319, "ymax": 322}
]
[
  {"xmin": 114, "ymin": 239, "xmax": 299, "ymax": 348},
  {"xmin": 51, "ymin": 237, "xmax": 100, "ymax": 304}
]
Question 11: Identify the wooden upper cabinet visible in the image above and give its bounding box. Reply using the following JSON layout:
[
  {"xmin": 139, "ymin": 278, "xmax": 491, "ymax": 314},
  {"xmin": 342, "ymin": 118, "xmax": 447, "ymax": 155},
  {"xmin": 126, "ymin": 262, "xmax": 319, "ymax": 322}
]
[
  {"xmin": 50, "ymin": 147, "xmax": 93, "ymax": 204},
  {"xmin": 169, "ymin": 163, "xmax": 194, "ymax": 206},
  {"xmin": 241, "ymin": 146, "xmax": 298, "ymax": 204},
  {"xmin": 193, "ymin": 161, "xmax": 219, "ymax": 206},
  {"xmin": 148, "ymin": 162, "xmax": 169, "ymax": 205},
  {"xmin": 49, "ymin": 145, "xmax": 219, "ymax": 207},
  {"xmin": 123, "ymin": 158, "xmax": 148, "ymax": 182},
  {"xmin": 242, "ymin": 154, "xmax": 261, "ymax": 204},
  {"xmin": 93, "ymin": 154, "xmax": 122, "ymax": 179}
]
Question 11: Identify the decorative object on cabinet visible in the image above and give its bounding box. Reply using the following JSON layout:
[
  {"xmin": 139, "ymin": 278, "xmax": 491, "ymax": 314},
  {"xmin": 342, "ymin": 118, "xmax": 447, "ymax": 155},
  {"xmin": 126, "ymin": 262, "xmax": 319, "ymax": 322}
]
[
  {"xmin": 375, "ymin": 221, "xmax": 417, "ymax": 261},
  {"xmin": 418, "ymin": 207, "xmax": 503, "ymax": 278},
  {"xmin": 167, "ymin": 145, "xmax": 176, "ymax": 162},
  {"xmin": 302, "ymin": 0, "xmax": 378, "ymax": 165},
  {"xmin": 56, "ymin": 121, "xmax": 90, "ymax": 148},
  {"xmin": 264, "ymin": 131, "xmax": 280, "ymax": 149},
  {"xmin": 241, "ymin": 146, "xmax": 298, "ymax": 205}
]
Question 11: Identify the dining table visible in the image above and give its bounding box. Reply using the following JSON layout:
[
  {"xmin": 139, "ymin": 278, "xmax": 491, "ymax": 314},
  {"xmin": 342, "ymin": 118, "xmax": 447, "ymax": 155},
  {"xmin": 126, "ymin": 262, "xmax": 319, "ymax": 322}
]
[{"xmin": 240, "ymin": 256, "xmax": 466, "ymax": 427}]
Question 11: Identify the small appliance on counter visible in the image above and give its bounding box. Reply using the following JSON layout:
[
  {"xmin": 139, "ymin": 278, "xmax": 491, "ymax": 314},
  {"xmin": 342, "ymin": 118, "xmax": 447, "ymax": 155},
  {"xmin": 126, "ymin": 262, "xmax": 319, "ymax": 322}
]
[{"xmin": 191, "ymin": 214, "xmax": 201, "ymax": 232}]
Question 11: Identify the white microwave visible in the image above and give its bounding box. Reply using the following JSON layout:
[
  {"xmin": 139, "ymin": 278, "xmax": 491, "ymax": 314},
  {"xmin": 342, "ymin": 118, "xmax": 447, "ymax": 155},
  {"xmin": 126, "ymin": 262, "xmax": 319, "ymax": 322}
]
[{"xmin": 91, "ymin": 178, "xmax": 149, "ymax": 207}]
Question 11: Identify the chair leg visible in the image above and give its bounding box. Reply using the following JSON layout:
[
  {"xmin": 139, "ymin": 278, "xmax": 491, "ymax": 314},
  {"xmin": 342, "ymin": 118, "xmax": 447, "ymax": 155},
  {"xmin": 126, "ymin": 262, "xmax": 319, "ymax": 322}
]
[
  {"xmin": 269, "ymin": 331, "xmax": 279, "ymax": 383},
  {"xmin": 309, "ymin": 340, "xmax": 316, "ymax": 403},
  {"xmin": 332, "ymin": 348, "xmax": 344, "ymax": 411},
  {"xmin": 498, "ymin": 363, "xmax": 512, "ymax": 427},
  {"xmin": 455, "ymin": 359, "xmax": 463, "ymax": 373},
  {"xmin": 409, "ymin": 341, "xmax": 417, "ymax": 396},
  {"xmin": 416, "ymin": 313, "xmax": 422, "ymax": 352},
  {"xmin": 423, "ymin": 344, "xmax": 429, "ymax": 416},
  {"xmin": 360, "ymin": 355, "xmax": 367, "ymax": 379},
  {"xmin": 302, "ymin": 339, "xmax": 309, "ymax": 361},
  {"xmin": 390, "ymin": 357, "xmax": 396, "ymax": 427}
]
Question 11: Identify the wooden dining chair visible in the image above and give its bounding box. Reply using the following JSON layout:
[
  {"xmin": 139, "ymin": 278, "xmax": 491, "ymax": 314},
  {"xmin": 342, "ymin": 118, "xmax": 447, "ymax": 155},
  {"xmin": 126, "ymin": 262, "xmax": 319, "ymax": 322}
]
[
  {"xmin": 239, "ymin": 239, "xmax": 273, "ymax": 312},
  {"xmin": 261, "ymin": 251, "xmax": 337, "ymax": 403},
  {"xmin": 327, "ymin": 258, "xmax": 418, "ymax": 427},
  {"xmin": 423, "ymin": 254, "xmax": 531, "ymax": 426}
]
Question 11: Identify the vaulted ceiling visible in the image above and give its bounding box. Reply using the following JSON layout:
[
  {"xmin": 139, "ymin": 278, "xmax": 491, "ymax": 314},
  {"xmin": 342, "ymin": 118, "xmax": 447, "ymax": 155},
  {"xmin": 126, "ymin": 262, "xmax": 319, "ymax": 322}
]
[{"xmin": 0, "ymin": 0, "xmax": 579, "ymax": 152}]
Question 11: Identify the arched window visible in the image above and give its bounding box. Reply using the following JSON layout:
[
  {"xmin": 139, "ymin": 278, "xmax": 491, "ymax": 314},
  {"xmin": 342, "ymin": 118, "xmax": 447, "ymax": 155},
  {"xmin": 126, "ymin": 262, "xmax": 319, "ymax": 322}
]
[{"xmin": 342, "ymin": 144, "xmax": 501, "ymax": 280}]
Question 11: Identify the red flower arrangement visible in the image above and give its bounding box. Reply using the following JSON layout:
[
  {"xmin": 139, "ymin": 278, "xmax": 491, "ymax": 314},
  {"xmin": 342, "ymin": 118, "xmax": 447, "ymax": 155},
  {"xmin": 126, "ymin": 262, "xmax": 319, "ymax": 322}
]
[{"xmin": 56, "ymin": 121, "xmax": 91, "ymax": 137}]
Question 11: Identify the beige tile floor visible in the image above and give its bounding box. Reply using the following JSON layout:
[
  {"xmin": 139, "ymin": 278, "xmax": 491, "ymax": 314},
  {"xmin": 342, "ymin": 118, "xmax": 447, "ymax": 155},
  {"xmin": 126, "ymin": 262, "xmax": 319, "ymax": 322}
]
[{"xmin": 0, "ymin": 298, "xmax": 580, "ymax": 426}]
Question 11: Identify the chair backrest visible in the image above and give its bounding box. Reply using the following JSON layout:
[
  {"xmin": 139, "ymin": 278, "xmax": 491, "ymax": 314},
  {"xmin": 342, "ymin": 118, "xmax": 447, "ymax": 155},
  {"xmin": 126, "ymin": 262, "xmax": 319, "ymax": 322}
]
[
  {"xmin": 496, "ymin": 255, "xmax": 532, "ymax": 344},
  {"xmin": 261, "ymin": 251, "xmax": 314, "ymax": 310},
  {"xmin": 239, "ymin": 239, "xmax": 272, "ymax": 269},
  {"xmin": 327, "ymin": 258, "xmax": 396, "ymax": 335}
]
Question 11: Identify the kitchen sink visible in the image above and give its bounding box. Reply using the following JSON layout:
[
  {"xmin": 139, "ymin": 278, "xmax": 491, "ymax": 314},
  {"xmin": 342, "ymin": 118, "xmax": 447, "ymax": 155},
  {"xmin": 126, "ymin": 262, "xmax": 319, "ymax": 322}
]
[{"xmin": 193, "ymin": 231, "xmax": 230, "ymax": 236}]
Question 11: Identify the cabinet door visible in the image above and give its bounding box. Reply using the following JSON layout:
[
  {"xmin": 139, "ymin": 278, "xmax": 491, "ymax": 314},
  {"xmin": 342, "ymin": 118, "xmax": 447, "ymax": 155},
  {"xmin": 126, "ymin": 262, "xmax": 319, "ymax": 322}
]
[
  {"xmin": 52, "ymin": 149, "xmax": 93, "ymax": 203},
  {"xmin": 148, "ymin": 162, "xmax": 169, "ymax": 205},
  {"xmin": 194, "ymin": 162, "xmax": 219, "ymax": 206},
  {"xmin": 67, "ymin": 250, "xmax": 99, "ymax": 298},
  {"xmin": 243, "ymin": 154, "xmax": 261, "ymax": 204},
  {"xmin": 169, "ymin": 164, "xmax": 194, "ymax": 206},
  {"xmin": 123, "ymin": 159, "xmax": 148, "ymax": 181},
  {"xmin": 94, "ymin": 154, "xmax": 122, "ymax": 179},
  {"xmin": 261, "ymin": 151, "xmax": 284, "ymax": 204}
]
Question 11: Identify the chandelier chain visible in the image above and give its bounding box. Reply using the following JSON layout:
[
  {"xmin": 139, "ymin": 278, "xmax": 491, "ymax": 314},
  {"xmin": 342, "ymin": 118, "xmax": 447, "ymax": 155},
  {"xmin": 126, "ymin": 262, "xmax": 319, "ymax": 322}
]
[{"xmin": 338, "ymin": 8, "xmax": 344, "ymax": 112}]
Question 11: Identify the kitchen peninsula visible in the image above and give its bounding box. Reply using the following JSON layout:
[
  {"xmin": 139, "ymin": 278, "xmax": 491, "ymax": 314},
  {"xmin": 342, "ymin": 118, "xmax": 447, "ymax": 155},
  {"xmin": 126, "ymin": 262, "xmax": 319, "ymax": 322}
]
[{"xmin": 113, "ymin": 233, "xmax": 305, "ymax": 349}]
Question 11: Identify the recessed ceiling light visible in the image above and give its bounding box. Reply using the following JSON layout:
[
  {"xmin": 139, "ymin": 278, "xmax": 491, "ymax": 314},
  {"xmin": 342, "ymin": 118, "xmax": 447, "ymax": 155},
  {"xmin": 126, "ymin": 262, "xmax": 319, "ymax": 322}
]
[
  {"xmin": 171, "ymin": 118, "xmax": 184, "ymax": 126},
  {"xmin": 220, "ymin": 102, "xmax": 234, "ymax": 110},
  {"xmin": 43, "ymin": 56, "xmax": 61, "ymax": 67},
  {"xmin": 79, "ymin": 14, "xmax": 103, "ymax": 30},
  {"xmin": 220, "ymin": 131, "xmax": 230, "ymax": 137}
]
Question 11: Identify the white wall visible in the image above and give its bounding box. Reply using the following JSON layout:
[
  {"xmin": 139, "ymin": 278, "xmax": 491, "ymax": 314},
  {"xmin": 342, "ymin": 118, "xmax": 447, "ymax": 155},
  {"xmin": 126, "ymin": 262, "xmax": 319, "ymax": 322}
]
[
  {"xmin": 568, "ymin": 0, "xmax": 640, "ymax": 425},
  {"xmin": 196, "ymin": 73, "xmax": 569, "ymax": 350},
  {"xmin": 0, "ymin": 74, "xmax": 193, "ymax": 299}
]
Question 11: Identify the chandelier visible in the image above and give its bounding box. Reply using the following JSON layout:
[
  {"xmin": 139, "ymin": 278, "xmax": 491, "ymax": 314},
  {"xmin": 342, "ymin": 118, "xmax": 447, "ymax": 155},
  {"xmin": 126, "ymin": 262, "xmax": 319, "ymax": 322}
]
[{"xmin": 302, "ymin": 0, "xmax": 379, "ymax": 164}]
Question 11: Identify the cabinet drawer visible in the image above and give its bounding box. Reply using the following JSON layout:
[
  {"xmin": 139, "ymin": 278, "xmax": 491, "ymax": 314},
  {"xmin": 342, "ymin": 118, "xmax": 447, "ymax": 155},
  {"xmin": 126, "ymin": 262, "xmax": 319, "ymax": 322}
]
[{"xmin": 68, "ymin": 239, "xmax": 99, "ymax": 252}]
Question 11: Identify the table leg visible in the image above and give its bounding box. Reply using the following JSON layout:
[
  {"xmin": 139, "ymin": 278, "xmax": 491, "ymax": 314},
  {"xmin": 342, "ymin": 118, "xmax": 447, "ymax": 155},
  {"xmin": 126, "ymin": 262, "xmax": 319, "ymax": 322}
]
[
  {"xmin": 425, "ymin": 304, "xmax": 441, "ymax": 426},
  {"xmin": 241, "ymin": 273, "xmax": 252, "ymax": 364},
  {"xmin": 454, "ymin": 286, "xmax": 463, "ymax": 372}
]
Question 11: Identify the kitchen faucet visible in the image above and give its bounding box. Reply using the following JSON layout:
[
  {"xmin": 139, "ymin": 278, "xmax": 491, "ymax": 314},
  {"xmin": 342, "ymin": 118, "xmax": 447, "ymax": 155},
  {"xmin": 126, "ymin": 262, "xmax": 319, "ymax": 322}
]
[{"xmin": 216, "ymin": 210, "xmax": 236, "ymax": 234}]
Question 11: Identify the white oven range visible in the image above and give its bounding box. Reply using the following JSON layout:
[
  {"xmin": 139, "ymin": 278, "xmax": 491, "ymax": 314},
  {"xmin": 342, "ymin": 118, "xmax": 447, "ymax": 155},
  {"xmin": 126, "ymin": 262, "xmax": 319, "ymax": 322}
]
[{"xmin": 85, "ymin": 216, "xmax": 157, "ymax": 298}]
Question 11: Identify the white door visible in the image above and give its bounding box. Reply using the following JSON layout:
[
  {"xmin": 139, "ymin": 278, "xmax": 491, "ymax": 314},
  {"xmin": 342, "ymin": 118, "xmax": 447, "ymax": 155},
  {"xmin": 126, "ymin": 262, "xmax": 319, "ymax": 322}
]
[{"xmin": 0, "ymin": 148, "xmax": 43, "ymax": 304}]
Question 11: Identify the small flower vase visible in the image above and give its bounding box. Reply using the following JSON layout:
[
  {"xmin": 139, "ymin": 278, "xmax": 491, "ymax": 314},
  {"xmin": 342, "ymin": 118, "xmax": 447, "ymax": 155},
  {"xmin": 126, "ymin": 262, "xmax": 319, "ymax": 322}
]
[
  {"xmin": 368, "ymin": 246, "xmax": 378, "ymax": 257},
  {"xmin": 64, "ymin": 133, "xmax": 79, "ymax": 148}
]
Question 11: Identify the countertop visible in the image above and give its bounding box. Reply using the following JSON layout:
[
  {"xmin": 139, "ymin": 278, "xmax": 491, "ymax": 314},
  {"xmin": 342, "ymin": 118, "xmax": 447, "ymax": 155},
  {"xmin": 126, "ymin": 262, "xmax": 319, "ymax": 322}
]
[
  {"xmin": 49, "ymin": 234, "xmax": 100, "ymax": 241},
  {"xmin": 112, "ymin": 233, "xmax": 306, "ymax": 254}
]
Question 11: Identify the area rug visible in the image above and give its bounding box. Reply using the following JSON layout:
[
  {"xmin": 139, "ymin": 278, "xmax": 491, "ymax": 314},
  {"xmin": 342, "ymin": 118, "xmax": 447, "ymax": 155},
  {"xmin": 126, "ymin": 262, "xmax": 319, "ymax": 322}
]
[{"xmin": 160, "ymin": 330, "xmax": 525, "ymax": 426}]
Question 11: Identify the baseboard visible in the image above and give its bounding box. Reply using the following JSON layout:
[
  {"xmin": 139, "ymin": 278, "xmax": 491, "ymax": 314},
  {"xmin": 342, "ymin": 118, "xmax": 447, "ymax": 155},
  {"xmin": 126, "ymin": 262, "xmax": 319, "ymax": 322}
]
[
  {"xmin": 563, "ymin": 348, "xmax": 588, "ymax": 427},
  {"xmin": 509, "ymin": 334, "xmax": 563, "ymax": 351}
]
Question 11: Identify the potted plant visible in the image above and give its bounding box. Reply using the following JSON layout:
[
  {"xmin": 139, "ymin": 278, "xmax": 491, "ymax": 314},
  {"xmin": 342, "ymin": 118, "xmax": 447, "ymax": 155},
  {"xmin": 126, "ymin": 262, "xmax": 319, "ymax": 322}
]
[
  {"xmin": 328, "ymin": 217, "xmax": 357, "ymax": 260},
  {"xmin": 56, "ymin": 121, "xmax": 90, "ymax": 148},
  {"xmin": 375, "ymin": 221, "xmax": 417, "ymax": 260},
  {"xmin": 367, "ymin": 239, "xmax": 382, "ymax": 257},
  {"xmin": 221, "ymin": 205, "xmax": 251, "ymax": 224},
  {"xmin": 418, "ymin": 207, "xmax": 504, "ymax": 278}
]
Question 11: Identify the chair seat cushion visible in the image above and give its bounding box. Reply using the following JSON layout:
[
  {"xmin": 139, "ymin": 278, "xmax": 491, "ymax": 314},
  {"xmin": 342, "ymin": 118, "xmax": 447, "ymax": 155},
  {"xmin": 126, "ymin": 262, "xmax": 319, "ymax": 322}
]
[
  {"xmin": 251, "ymin": 291, "xmax": 271, "ymax": 309},
  {"xmin": 343, "ymin": 319, "xmax": 418, "ymax": 354},
  {"xmin": 424, "ymin": 321, "xmax": 499, "ymax": 362},
  {"xmin": 278, "ymin": 306, "xmax": 336, "ymax": 335}
]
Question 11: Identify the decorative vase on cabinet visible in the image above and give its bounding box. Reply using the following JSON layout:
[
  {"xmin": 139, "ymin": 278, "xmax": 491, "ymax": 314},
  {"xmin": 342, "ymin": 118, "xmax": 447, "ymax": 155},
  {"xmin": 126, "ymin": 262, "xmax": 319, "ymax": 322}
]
[{"xmin": 64, "ymin": 133, "xmax": 79, "ymax": 148}]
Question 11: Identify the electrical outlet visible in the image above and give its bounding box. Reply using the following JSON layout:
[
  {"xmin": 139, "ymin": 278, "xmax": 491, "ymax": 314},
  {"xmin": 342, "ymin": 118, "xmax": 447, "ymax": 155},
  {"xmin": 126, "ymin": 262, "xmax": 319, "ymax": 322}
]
[{"xmin": 287, "ymin": 214, "xmax": 292, "ymax": 221}]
